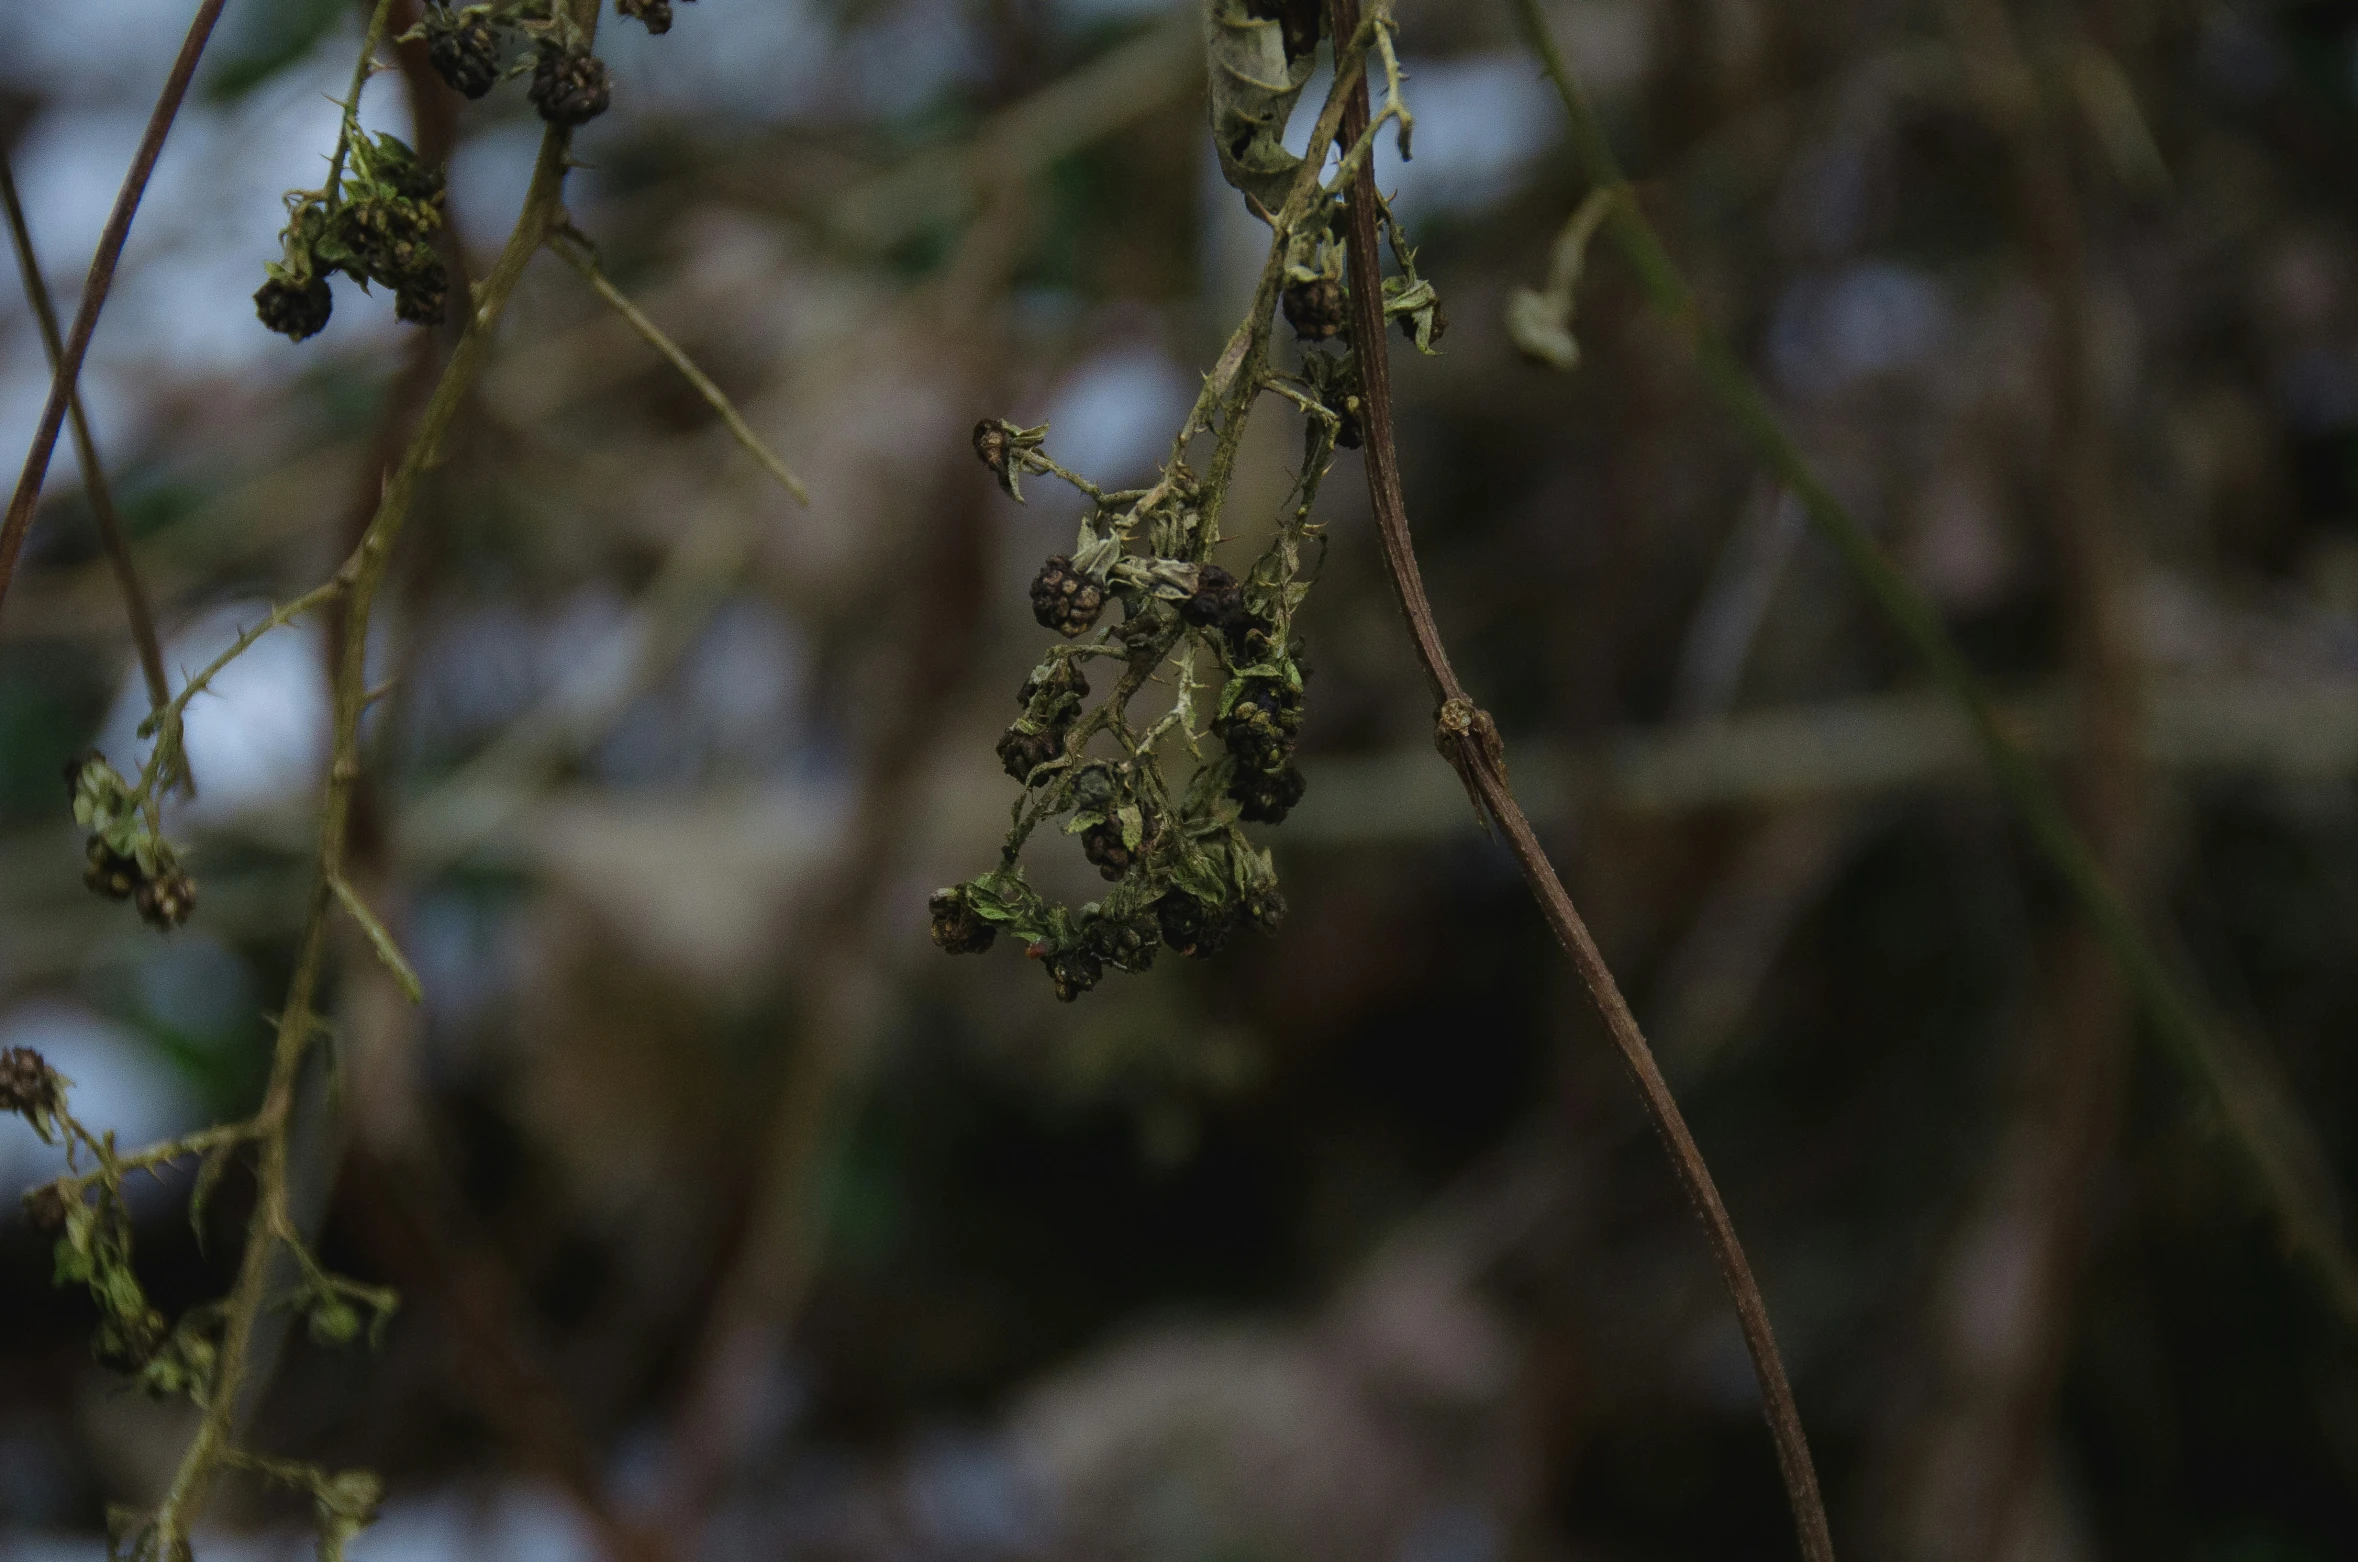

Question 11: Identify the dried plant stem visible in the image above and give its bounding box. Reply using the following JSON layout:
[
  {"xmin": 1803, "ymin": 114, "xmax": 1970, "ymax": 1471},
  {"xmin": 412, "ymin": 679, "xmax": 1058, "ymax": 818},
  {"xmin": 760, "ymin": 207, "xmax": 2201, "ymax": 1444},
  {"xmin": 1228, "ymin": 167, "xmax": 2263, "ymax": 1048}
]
[
  {"xmin": 1502, "ymin": 0, "xmax": 2358, "ymax": 1329},
  {"xmin": 147, "ymin": 45, "xmax": 594, "ymax": 1547},
  {"xmin": 547, "ymin": 230, "xmax": 811, "ymax": 504},
  {"xmin": 1329, "ymin": 2, "xmax": 1835, "ymax": 1558},
  {"xmin": 0, "ymin": 0, "xmax": 229, "ymax": 620},
  {"xmin": 0, "ymin": 156, "xmax": 173, "ymax": 721}
]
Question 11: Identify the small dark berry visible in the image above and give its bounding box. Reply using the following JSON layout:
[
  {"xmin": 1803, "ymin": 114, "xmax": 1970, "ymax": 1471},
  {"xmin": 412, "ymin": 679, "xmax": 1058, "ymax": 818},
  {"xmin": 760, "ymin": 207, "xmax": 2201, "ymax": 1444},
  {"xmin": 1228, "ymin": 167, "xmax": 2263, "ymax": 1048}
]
[
  {"xmin": 928, "ymin": 888, "xmax": 995, "ymax": 955},
  {"xmin": 424, "ymin": 7, "xmax": 504, "ymax": 99},
  {"xmin": 1282, "ymin": 277, "xmax": 1347, "ymax": 341},
  {"xmin": 0, "ymin": 1047, "xmax": 60, "ymax": 1122},
  {"xmin": 529, "ymin": 44, "xmax": 612, "ymax": 127},
  {"xmin": 83, "ymin": 839, "xmax": 143, "ymax": 902},
  {"xmin": 1243, "ymin": 884, "xmax": 1289, "ymax": 933},
  {"xmin": 136, "ymin": 869, "xmax": 196, "ymax": 931},
  {"xmin": 255, "ymin": 273, "xmax": 333, "ymax": 342},
  {"xmin": 1230, "ymin": 761, "xmax": 1307, "ymax": 824},
  {"xmin": 1030, "ymin": 555, "xmax": 1106, "ymax": 638},
  {"xmin": 996, "ymin": 724, "xmax": 1061, "ymax": 783},
  {"xmin": 618, "ymin": 0, "xmax": 674, "ymax": 33},
  {"xmin": 1154, "ymin": 892, "xmax": 1234, "ymax": 960}
]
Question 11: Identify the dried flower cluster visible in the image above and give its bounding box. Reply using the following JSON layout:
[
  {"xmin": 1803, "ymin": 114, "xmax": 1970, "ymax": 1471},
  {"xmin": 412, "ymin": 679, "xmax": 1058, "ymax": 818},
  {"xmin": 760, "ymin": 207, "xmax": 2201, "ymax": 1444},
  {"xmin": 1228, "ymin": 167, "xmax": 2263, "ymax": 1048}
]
[{"xmin": 64, "ymin": 750, "xmax": 195, "ymax": 931}]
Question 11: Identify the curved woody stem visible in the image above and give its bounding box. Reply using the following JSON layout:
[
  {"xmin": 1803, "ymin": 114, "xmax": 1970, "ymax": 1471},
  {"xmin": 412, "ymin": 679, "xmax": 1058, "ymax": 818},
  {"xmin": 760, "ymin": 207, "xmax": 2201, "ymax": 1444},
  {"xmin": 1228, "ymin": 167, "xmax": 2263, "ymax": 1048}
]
[{"xmin": 1327, "ymin": 1, "xmax": 1837, "ymax": 1558}]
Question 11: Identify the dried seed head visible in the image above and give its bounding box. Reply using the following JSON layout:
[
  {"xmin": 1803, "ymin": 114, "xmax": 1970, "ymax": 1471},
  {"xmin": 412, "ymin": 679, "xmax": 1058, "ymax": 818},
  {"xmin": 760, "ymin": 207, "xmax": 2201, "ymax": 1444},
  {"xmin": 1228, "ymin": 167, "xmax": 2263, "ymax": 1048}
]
[
  {"xmin": 0, "ymin": 1047, "xmax": 60, "ymax": 1123},
  {"xmin": 136, "ymin": 868, "xmax": 197, "ymax": 932},
  {"xmin": 618, "ymin": 0, "xmax": 675, "ymax": 33},
  {"xmin": 996, "ymin": 724, "xmax": 1061, "ymax": 784},
  {"xmin": 928, "ymin": 888, "xmax": 996, "ymax": 955},
  {"xmin": 393, "ymin": 264, "xmax": 449, "ymax": 327},
  {"xmin": 422, "ymin": 6, "xmax": 504, "ymax": 99},
  {"xmin": 83, "ymin": 838, "xmax": 143, "ymax": 902},
  {"xmin": 1079, "ymin": 818, "xmax": 1139, "ymax": 881},
  {"xmin": 255, "ymin": 272, "xmax": 334, "ymax": 342},
  {"xmin": 1230, "ymin": 760, "xmax": 1307, "ymax": 824},
  {"xmin": 529, "ymin": 44, "xmax": 613, "ymax": 127},
  {"xmin": 1039, "ymin": 942, "xmax": 1103, "ymax": 1002},
  {"xmin": 1155, "ymin": 891, "xmax": 1234, "ymax": 960},
  {"xmin": 1030, "ymin": 555, "xmax": 1106, "ymax": 637},
  {"xmin": 1179, "ymin": 563, "xmax": 1253, "ymax": 645},
  {"xmin": 1282, "ymin": 277, "xmax": 1348, "ymax": 342}
]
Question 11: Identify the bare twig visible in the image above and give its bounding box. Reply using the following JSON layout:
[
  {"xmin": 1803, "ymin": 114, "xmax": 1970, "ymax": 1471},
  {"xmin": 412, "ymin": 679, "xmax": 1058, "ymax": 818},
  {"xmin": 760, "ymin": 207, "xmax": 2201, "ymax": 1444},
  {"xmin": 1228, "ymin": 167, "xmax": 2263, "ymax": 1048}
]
[
  {"xmin": 1331, "ymin": 1, "xmax": 1834, "ymax": 1557},
  {"xmin": 1501, "ymin": 0, "xmax": 2358, "ymax": 1332},
  {"xmin": 0, "ymin": 155, "xmax": 173, "ymax": 725},
  {"xmin": 547, "ymin": 228, "xmax": 811, "ymax": 505},
  {"xmin": 0, "ymin": 0, "xmax": 230, "ymax": 619}
]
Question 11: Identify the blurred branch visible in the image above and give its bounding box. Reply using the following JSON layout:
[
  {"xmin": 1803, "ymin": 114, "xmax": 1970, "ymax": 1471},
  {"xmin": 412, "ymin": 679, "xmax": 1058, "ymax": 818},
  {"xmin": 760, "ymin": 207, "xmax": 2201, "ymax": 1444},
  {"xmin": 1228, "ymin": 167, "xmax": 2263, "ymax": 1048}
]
[
  {"xmin": 141, "ymin": 6, "xmax": 606, "ymax": 1550},
  {"xmin": 1330, "ymin": 1, "xmax": 1835, "ymax": 1558},
  {"xmin": 547, "ymin": 226, "xmax": 810, "ymax": 505},
  {"xmin": 828, "ymin": 17, "xmax": 1198, "ymax": 250},
  {"xmin": 0, "ymin": 0, "xmax": 230, "ymax": 620},
  {"xmin": 1504, "ymin": 0, "xmax": 2358, "ymax": 1332},
  {"xmin": 0, "ymin": 155, "xmax": 174, "ymax": 730}
]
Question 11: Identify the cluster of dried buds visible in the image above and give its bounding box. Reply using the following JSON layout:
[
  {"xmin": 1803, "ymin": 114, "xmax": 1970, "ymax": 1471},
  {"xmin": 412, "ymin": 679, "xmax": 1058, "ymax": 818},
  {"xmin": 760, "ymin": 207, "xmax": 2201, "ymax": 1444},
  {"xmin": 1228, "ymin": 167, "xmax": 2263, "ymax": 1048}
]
[
  {"xmin": 64, "ymin": 751, "xmax": 194, "ymax": 931},
  {"xmin": 254, "ymin": 130, "xmax": 449, "ymax": 341},
  {"xmin": 930, "ymin": 419, "xmax": 1320, "ymax": 1002}
]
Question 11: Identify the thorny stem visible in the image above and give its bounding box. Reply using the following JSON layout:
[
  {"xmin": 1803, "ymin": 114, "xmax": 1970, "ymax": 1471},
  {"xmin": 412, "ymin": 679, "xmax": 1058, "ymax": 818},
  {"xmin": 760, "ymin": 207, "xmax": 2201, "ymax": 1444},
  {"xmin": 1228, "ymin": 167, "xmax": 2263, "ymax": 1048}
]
[
  {"xmin": 324, "ymin": 0, "xmax": 404, "ymax": 207},
  {"xmin": 1325, "ymin": 3, "xmax": 1838, "ymax": 1555},
  {"xmin": 0, "ymin": 157, "xmax": 175, "ymax": 732},
  {"xmin": 0, "ymin": 0, "xmax": 230, "ymax": 621},
  {"xmin": 547, "ymin": 229, "xmax": 811, "ymax": 505},
  {"xmin": 1502, "ymin": 0, "xmax": 2358, "ymax": 1329},
  {"xmin": 146, "ymin": 11, "xmax": 600, "ymax": 1547}
]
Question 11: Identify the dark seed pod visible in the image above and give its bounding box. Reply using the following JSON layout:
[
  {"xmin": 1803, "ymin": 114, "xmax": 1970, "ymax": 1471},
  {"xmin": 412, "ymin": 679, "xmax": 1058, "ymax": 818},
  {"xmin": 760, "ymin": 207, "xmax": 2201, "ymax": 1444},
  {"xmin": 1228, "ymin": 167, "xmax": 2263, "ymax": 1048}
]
[
  {"xmin": 136, "ymin": 869, "xmax": 197, "ymax": 931},
  {"xmin": 1218, "ymin": 678, "xmax": 1303, "ymax": 775},
  {"xmin": 1154, "ymin": 891, "xmax": 1234, "ymax": 960},
  {"xmin": 83, "ymin": 838, "xmax": 144, "ymax": 901},
  {"xmin": 1230, "ymin": 760, "xmax": 1307, "ymax": 824},
  {"xmin": 996, "ymin": 723, "xmax": 1061, "ymax": 783},
  {"xmin": 529, "ymin": 43, "xmax": 613, "ymax": 127},
  {"xmin": 1030, "ymin": 555, "xmax": 1106, "ymax": 637},
  {"xmin": 1282, "ymin": 277, "xmax": 1348, "ymax": 341},
  {"xmin": 254, "ymin": 273, "xmax": 333, "ymax": 342},
  {"xmin": 1243, "ymin": 883, "xmax": 1289, "ymax": 933},
  {"xmin": 393, "ymin": 263, "xmax": 448, "ymax": 327},
  {"xmin": 423, "ymin": 6, "xmax": 504, "ymax": 99},
  {"xmin": 1041, "ymin": 942, "xmax": 1103, "ymax": 1002},
  {"xmin": 928, "ymin": 888, "xmax": 996, "ymax": 955},
  {"xmin": 0, "ymin": 1046, "xmax": 60, "ymax": 1122},
  {"xmin": 618, "ymin": 0, "xmax": 674, "ymax": 32}
]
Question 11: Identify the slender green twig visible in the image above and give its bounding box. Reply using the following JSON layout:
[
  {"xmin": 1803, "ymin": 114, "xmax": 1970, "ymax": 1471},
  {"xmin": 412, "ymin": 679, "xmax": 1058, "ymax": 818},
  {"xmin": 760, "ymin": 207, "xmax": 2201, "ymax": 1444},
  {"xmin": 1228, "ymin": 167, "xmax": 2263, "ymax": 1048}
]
[
  {"xmin": 0, "ymin": 156, "xmax": 175, "ymax": 731},
  {"xmin": 1501, "ymin": 0, "xmax": 2358, "ymax": 1327},
  {"xmin": 142, "ymin": 8, "xmax": 603, "ymax": 1550},
  {"xmin": 547, "ymin": 229, "xmax": 811, "ymax": 505}
]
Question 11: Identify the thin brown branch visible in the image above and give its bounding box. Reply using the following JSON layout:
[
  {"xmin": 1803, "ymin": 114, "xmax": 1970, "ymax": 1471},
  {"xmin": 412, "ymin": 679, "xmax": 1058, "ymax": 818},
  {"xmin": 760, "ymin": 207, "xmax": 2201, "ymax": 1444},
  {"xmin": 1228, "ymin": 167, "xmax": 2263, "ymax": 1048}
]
[
  {"xmin": 1327, "ymin": 1, "xmax": 1835, "ymax": 1558},
  {"xmin": 0, "ymin": 154, "xmax": 173, "ymax": 723},
  {"xmin": 0, "ymin": 0, "xmax": 229, "ymax": 620}
]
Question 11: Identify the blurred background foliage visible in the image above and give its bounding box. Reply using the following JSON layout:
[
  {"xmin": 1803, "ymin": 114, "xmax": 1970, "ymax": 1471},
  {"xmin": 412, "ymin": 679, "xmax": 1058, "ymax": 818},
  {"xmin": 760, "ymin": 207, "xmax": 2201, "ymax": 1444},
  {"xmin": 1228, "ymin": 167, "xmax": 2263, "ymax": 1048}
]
[{"xmin": 4, "ymin": 0, "xmax": 2358, "ymax": 1558}]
